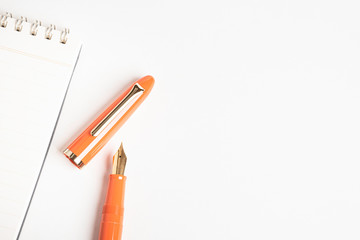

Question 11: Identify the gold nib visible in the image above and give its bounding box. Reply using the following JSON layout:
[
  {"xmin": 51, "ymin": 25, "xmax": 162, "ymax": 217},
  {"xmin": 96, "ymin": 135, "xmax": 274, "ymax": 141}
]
[{"xmin": 112, "ymin": 142, "xmax": 127, "ymax": 175}]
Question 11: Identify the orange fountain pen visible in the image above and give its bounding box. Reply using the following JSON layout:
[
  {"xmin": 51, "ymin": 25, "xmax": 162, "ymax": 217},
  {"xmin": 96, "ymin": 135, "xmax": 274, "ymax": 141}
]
[
  {"xmin": 99, "ymin": 143, "xmax": 128, "ymax": 240},
  {"xmin": 63, "ymin": 75, "xmax": 154, "ymax": 169}
]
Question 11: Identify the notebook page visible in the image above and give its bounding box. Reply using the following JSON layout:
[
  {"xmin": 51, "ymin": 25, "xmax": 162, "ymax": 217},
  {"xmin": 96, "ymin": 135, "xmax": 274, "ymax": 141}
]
[{"xmin": 0, "ymin": 16, "xmax": 81, "ymax": 239}]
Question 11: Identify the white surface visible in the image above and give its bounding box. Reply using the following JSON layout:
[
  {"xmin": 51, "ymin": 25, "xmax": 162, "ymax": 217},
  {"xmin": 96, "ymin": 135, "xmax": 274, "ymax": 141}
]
[
  {"xmin": 0, "ymin": 16, "xmax": 80, "ymax": 239},
  {"xmin": 1, "ymin": 1, "xmax": 360, "ymax": 239}
]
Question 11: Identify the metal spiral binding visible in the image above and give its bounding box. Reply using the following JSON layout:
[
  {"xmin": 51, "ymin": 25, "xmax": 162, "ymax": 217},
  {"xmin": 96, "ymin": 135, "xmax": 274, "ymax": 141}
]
[
  {"xmin": 0, "ymin": 12, "xmax": 70, "ymax": 44},
  {"xmin": 15, "ymin": 16, "xmax": 27, "ymax": 32},
  {"xmin": 45, "ymin": 24, "xmax": 56, "ymax": 40},
  {"xmin": 60, "ymin": 28, "xmax": 70, "ymax": 44},
  {"xmin": 30, "ymin": 20, "xmax": 41, "ymax": 36},
  {"xmin": 0, "ymin": 12, "xmax": 12, "ymax": 28}
]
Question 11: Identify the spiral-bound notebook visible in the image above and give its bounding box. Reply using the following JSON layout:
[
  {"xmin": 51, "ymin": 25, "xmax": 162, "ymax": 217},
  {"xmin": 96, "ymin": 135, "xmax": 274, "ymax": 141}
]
[{"xmin": 0, "ymin": 12, "xmax": 81, "ymax": 239}]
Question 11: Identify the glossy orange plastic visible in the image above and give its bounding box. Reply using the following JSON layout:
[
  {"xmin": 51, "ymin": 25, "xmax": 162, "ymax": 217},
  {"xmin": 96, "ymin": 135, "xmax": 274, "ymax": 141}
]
[
  {"xmin": 64, "ymin": 76, "xmax": 155, "ymax": 168},
  {"xmin": 99, "ymin": 174, "xmax": 126, "ymax": 240}
]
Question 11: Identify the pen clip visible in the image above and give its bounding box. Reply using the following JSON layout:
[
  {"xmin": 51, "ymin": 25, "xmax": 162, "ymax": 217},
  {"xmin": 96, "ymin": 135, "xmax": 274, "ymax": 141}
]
[{"xmin": 90, "ymin": 83, "xmax": 144, "ymax": 137}]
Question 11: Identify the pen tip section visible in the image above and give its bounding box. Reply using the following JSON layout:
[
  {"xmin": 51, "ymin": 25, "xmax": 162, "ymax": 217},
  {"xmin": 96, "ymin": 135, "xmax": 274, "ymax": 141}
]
[{"xmin": 112, "ymin": 142, "xmax": 127, "ymax": 175}]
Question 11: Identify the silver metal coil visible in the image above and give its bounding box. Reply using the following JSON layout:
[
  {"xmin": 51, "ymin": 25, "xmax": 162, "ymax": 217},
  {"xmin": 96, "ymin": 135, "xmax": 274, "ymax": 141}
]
[
  {"xmin": 60, "ymin": 28, "xmax": 69, "ymax": 44},
  {"xmin": 15, "ymin": 16, "xmax": 27, "ymax": 32},
  {"xmin": 45, "ymin": 24, "xmax": 56, "ymax": 40},
  {"xmin": 30, "ymin": 20, "xmax": 41, "ymax": 36},
  {"xmin": 0, "ymin": 12, "xmax": 12, "ymax": 28}
]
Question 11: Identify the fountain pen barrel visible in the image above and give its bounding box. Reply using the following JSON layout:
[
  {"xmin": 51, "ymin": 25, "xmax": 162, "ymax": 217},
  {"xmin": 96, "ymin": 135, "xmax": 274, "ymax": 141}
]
[{"xmin": 99, "ymin": 174, "xmax": 127, "ymax": 240}]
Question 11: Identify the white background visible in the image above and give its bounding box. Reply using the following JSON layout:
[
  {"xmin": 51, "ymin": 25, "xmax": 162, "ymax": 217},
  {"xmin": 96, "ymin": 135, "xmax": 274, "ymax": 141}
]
[{"xmin": 2, "ymin": 0, "xmax": 360, "ymax": 239}]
